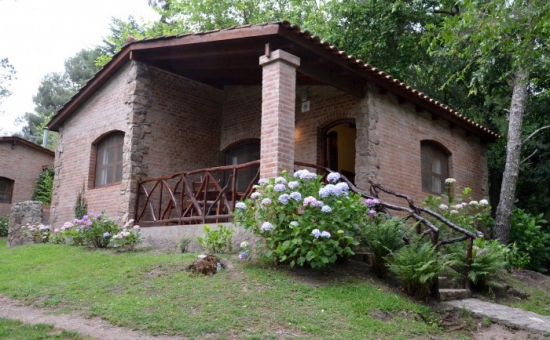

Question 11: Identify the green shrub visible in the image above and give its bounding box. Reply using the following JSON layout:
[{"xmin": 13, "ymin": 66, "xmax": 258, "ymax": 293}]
[
  {"xmin": 178, "ymin": 236, "xmax": 192, "ymax": 253},
  {"xmin": 362, "ymin": 217, "xmax": 406, "ymax": 277},
  {"xmin": 109, "ymin": 219, "xmax": 142, "ymax": 251},
  {"xmin": 0, "ymin": 215, "xmax": 8, "ymax": 237},
  {"xmin": 198, "ymin": 225, "xmax": 233, "ymax": 254},
  {"xmin": 423, "ymin": 185, "xmax": 493, "ymax": 239},
  {"xmin": 449, "ymin": 238, "xmax": 508, "ymax": 288},
  {"xmin": 510, "ymin": 207, "xmax": 550, "ymax": 272},
  {"xmin": 388, "ymin": 241, "xmax": 450, "ymax": 298},
  {"xmin": 21, "ymin": 223, "xmax": 50, "ymax": 243},
  {"xmin": 74, "ymin": 187, "xmax": 87, "ymax": 219},
  {"xmin": 72, "ymin": 213, "xmax": 119, "ymax": 248},
  {"xmin": 32, "ymin": 166, "xmax": 54, "ymax": 205},
  {"xmin": 234, "ymin": 170, "xmax": 368, "ymax": 269}
]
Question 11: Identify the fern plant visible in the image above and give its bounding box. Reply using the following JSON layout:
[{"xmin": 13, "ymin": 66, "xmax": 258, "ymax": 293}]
[
  {"xmin": 449, "ymin": 238, "xmax": 508, "ymax": 289},
  {"xmin": 362, "ymin": 217, "xmax": 405, "ymax": 277},
  {"xmin": 388, "ymin": 241, "xmax": 451, "ymax": 299}
]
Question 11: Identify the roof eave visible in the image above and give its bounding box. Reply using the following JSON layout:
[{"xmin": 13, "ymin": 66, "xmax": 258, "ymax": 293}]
[{"xmin": 46, "ymin": 23, "xmax": 282, "ymax": 132}]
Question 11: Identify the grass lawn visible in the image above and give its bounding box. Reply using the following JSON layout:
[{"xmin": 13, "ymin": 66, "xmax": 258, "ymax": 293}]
[
  {"xmin": 0, "ymin": 238, "xmax": 470, "ymax": 339},
  {"xmin": 0, "ymin": 318, "xmax": 90, "ymax": 340}
]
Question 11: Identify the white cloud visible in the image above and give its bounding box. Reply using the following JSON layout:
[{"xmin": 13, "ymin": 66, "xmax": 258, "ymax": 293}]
[{"xmin": 0, "ymin": 0, "xmax": 159, "ymax": 134}]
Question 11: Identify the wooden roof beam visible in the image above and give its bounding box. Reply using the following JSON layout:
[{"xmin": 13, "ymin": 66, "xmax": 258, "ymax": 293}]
[{"xmin": 298, "ymin": 62, "xmax": 364, "ymax": 98}]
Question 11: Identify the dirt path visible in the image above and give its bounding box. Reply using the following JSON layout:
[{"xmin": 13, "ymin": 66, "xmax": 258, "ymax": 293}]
[{"xmin": 0, "ymin": 295, "xmax": 186, "ymax": 340}]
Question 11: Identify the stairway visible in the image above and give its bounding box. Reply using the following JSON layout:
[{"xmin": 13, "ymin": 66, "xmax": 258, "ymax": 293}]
[{"xmin": 438, "ymin": 276, "xmax": 471, "ymax": 301}]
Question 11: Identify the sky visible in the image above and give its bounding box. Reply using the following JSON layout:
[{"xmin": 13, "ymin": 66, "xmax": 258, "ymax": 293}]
[{"xmin": 0, "ymin": 0, "xmax": 159, "ymax": 134}]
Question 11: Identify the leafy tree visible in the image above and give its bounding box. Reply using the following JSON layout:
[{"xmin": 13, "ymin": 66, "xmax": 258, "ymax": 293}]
[
  {"xmin": 95, "ymin": 17, "xmax": 148, "ymax": 67},
  {"xmin": 65, "ymin": 47, "xmax": 103, "ymax": 88},
  {"xmin": 16, "ymin": 48, "xmax": 101, "ymax": 149},
  {"xmin": 0, "ymin": 58, "xmax": 16, "ymax": 110},
  {"xmin": 428, "ymin": 0, "xmax": 550, "ymax": 243}
]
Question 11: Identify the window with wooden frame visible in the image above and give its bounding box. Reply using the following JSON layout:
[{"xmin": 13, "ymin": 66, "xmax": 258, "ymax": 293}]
[
  {"xmin": 421, "ymin": 141, "xmax": 449, "ymax": 195},
  {"xmin": 94, "ymin": 133, "xmax": 124, "ymax": 187},
  {"xmin": 0, "ymin": 177, "xmax": 14, "ymax": 204}
]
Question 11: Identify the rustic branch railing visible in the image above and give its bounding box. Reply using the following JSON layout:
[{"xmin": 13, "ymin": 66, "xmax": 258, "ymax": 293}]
[{"xmin": 134, "ymin": 161, "xmax": 260, "ymax": 226}]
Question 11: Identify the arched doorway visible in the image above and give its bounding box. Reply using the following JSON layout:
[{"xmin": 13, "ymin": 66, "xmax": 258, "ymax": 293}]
[
  {"xmin": 321, "ymin": 120, "xmax": 356, "ymax": 184},
  {"xmin": 224, "ymin": 139, "xmax": 260, "ymax": 192}
]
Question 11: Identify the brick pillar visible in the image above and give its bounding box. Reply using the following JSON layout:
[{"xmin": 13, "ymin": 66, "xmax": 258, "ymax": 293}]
[{"xmin": 259, "ymin": 49, "xmax": 300, "ymax": 179}]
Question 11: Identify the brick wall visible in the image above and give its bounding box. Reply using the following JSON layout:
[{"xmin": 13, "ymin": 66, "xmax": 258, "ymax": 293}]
[
  {"xmin": 0, "ymin": 143, "xmax": 54, "ymax": 216},
  {"xmin": 220, "ymin": 86, "xmax": 261, "ymax": 151},
  {"xmin": 51, "ymin": 62, "xmax": 224, "ymax": 228},
  {"xmin": 52, "ymin": 60, "xmax": 488, "ymax": 227},
  {"xmin": 219, "ymin": 83, "xmax": 488, "ymax": 206},
  {"xmin": 143, "ymin": 67, "xmax": 223, "ymax": 177},
  {"xmin": 367, "ymin": 84, "xmax": 488, "ymax": 205},
  {"xmin": 51, "ymin": 63, "xmax": 132, "ymax": 226}
]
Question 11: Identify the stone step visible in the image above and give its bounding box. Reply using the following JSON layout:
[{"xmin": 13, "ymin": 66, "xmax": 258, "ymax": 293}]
[{"xmin": 439, "ymin": 289, "xmax": 472, "ymax": 301}]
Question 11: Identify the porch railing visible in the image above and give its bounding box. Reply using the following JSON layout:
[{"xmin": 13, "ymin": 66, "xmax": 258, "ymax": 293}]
[{"xmin": 134, "ymin": 161, "xmax": 260, "ymax": 226}]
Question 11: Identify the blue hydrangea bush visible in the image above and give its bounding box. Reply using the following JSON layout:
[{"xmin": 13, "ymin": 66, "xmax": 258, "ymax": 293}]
[{"xmin": 233, "ymin": 169, "xmax": 369, "ymax": 269}]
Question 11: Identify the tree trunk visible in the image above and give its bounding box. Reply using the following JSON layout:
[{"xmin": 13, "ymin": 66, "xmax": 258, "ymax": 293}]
[{"xmin": 494, "ymin": 70, "xmax": 529, "ymax": 243}]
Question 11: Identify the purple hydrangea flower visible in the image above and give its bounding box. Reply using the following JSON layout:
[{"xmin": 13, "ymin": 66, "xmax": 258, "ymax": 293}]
[
  {"xmin": 288, "ymin": 181, "xmax": 299, "ymax": 189},
  {"xmin": 300, "ymin": 171, "xmax": 317, "ymax": 180},
  {"xmin": 293, "ymin": 170, "xmax": 305, "ymax": 178},
  {"xmin": 260, "ymin": 222, "xmax": 273, "ymax": 231},
  {"xmin": 278, "ymin": 194, "xmax": 290, "ymax": 204},
  {"xmin": 303, "ymin": 196, "xmax": 319, "ymax": 207},
  {"xmin": 321, "ymin": 205, "xmax": 332, "ymax": 213},
  {"xmin": 321, "ymin": 231, "xmax": 331, "ymax": 238},
  {"xmin": 274, "ymin": 184, "xmax": 286, "ymax": 192},
  {"xmin": 235, "ymin": 202, "xmax": 247, "ymax": 210},
  {"xmin": 275, "ymin": 177, "xmax": 288, "ymax": 184},
  {"xmin": 258, "ymin": 179, "xmax": 267, "ymax": 186},
  {"xmin": 251, "ymin": 192, "xmax": 261, "ymax": 200},
  {"xmin": 103, "ymin": 232, "xmax": 110, "ymax": 238},
  {"xmin": 261, "ymin": 198, "xmax": 272, "ymax": 205},
  {"xmin": 319, "ymin": 187, "xmax": 330, "ymax": 198},
  {"xmin": 369, "ymin": 209, "xmax": 377, "ymax": 217},
  {"xmin": 290, "ymin": 221, "xmax": 299, "ymax": 228},
  {"xmin": 311, "ymin": 229, "xmax": 321, "ymax": 238},
  {"xmin": 327, "ymin": 172, "xmax": 341, "ymax": 183},
  {"xmin": 336, "ymin": 182, "xmax": 349, "ymax": 191},
  {"xmin": 366, "ymin": 198, "xmax": 380, "ymax": 208},
  {"xmin": 290, "ymin": 192, "xmax": 302, "ymax": 201}
]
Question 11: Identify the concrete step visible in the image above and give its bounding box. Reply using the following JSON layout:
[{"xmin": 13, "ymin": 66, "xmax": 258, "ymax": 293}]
[{"xmin": 439, "ymin": 289, "xmax": 472, "ymax": 301}]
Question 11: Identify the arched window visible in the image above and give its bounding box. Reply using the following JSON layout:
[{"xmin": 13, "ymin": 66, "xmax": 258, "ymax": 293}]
[
  {"xmin": 421, "ymin": 141, "xmax": 450, "ymax": 195},
  {"xmin": 0, "ymin": 177, "xmax": 14, "ymax": 203},
  {"xmin": 94, "ymin": 133, "xmax": 124, "ymax": 187}
]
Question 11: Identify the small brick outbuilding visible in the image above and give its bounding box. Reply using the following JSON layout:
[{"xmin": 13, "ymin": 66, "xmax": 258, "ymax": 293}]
[
  {"xmin": 0, "ymin": 136, "xmax": 54, "ymax": 217},
  {"xmin": 46, "ymin": 21, "xmax": 497, "ymax": 228}
]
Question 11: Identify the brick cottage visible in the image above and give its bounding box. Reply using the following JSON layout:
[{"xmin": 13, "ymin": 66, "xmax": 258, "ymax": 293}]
[
  {"xmin": 0, "ymin": 136, "xmax": 54, "ymax": 217},
  {"xmin": 46, "ymin": 21, "xmax": 497, "ymax": 230}
]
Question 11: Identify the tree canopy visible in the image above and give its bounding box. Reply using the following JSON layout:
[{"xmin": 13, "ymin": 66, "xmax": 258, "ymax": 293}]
[{"xmin": 427, "ymin": 0, "xmax": 550, "ymax": 242}]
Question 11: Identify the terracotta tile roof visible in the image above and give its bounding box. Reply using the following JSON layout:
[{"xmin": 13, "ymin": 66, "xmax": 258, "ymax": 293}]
[
  {"xmin": 48, "ymin": 21, "xmax": 498, "ymax": 140},
  {"xmin": 275, "ymin": 21, "xmax": 499, "ymax": 139},
  {"xmin": 0, "ymin": 136, "xmax": 55, "ymax": 156}
]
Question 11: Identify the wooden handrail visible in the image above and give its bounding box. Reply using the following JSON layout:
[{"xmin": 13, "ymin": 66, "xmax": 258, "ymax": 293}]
[{"xmin": 134, "ymin": 161, "xmax": 260, "ymax": 226}]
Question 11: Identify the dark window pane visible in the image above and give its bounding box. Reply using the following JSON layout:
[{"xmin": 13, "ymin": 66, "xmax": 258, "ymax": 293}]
[
  {"xmin": 95, "ymin": 133, "xmax": 124, "ymax": 187},
  {"xmin": 421, "ymin": 142, "xmax": 449, "ymax": 195},
  {"xmin": 0, "ymin": 177, "xmax": 14, "ymax": 203}
]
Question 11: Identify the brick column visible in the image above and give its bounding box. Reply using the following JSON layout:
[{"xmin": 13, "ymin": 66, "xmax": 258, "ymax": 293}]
[{"xmin": 259, "ymin": 49, "xmax": 300, "ymax": 179}]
